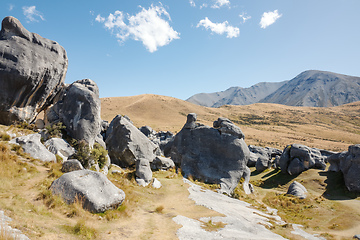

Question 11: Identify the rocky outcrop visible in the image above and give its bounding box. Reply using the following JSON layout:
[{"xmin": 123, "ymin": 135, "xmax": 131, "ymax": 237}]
[
  {"xmin": 279, "ymin": 144, "xmax": 327, "ymax": 175},
  {"xmin": 45, "ymin": 79, "xmax": 102, "ymax": 146},
  {"xmin": 10, "ymin": 133, "xmax": 56, "ymax": 162},
  {"xmin": 105, "ymin": 115, "xmax": 159, "ymax": 167},
  {"xmin": 44, "ymin": 138, "xmax": 75, "ymax": 162},
  {"xmin": 140, "ymin": 126, "xmax": 174, "ymax": 156},
  {"xmin": 287, "ymin": 181, "xmax": 307, "ymax": 199},
  {"xmin": 171, "ymin": 114, "xmax": 251, "ymax": 195},
  {"xmin": 0, "ymin": 16, "xmax": 68, "ymax": 125},
  {"xmin": 50, "ymin": 170, "xmax": 125, "ymax": 213},
  {"xmin": 248, "ymin": 145, "xmax": 282, "ymax": 172},
  {"xmin": 328, "ymin": 144, "xmax": 360, "ymax": 192}
]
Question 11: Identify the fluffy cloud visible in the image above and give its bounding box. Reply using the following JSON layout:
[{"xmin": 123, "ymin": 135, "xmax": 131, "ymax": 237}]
[
  {"xmin": 197, "ymin": 17, "xmax": 239, "ymax": 38},
  {"xmin": 189, "ymin": 0, "xmax": 196, "ymax": 7},
  {"xmin": 96, "ymin": 5, "xmax": 180, "ymax": 52},
  {"xmin": 8, "ymin": 4, "xmax": 14, "ymax": 11},
  {"xmin": 211, "ymin": 0, "xmax": 230, "ymax": 9},
  {"xmin": 22, "ymin": 6, "xmax": 45, "ymax": 22},
  {"xmin": 260, "ymin": 10, "xmax": 282, "ymax": 29}
]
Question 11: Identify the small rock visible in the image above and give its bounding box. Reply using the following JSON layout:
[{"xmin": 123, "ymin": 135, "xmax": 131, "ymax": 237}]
[
  {"xmin": 152, "ymin": 178, "xmax": 162, "ymax": 189},
  {"xmin": 287, "ymin": 181, "xmax": 307, "ymax": 199},
  {"xmin": 61, "ymin": 159, "xmax": 84, "ymax": 173}
]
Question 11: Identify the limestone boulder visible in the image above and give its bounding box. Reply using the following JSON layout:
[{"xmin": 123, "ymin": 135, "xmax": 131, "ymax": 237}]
[
  {"xmin": 171, "ymin": 114, "xmax": 250, "ymax": 195},
  {"xmin": 287, "ymin": 181, "xmax": 307, "ymax": 199},
  {"xmin": 328, "ymin": 144, "xmax": 360, "ymax": 192},
  {"xmin": 44, "ymin": 138, "xmax": 75, "ymax": 161},
  {"xmin": 105, "ymin": 115, "xmax": 159, "ymax": 167},
  {"xmin": 50, "ymin": 170, "xmax": 125, "ymax": 213},
  {"xmin": 151, "ymin": 156, "xmax": 175, "ymax": 171},
  {"xmin": 10, "ymin": 133, "xmax": 56, "ymax": 162},
  {"xmin": 45, "ymin": 79, "xmax": 102, "ymax": 146},
  {"xmin": 279, "ymin": 144, "xmax": 327, "ymax": 175},
  {"xmin": 248, "ymin": 145, "xmax": 282, "ymax": 171},
  {"xmin": 0, "ymin": 16, "xmax": 68, "ymax": 125},
  {"xmin": 135, "ymin": 158, "xmax": 152, "ymax": 187}
]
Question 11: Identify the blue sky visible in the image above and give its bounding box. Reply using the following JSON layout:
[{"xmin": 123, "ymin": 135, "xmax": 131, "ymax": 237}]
[{"xmin": 1, "ymin": 1, "xmax": 360, "ymax": 99}]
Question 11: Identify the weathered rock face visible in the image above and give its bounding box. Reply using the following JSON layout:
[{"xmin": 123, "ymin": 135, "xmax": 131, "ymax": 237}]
[
  {"xmin": 135, "ymin": 158, "xmax": 152, "ymax": 187},
  {"xmin": 45, "ymin": 79, "xmax": 102, "ymax": 146},
  {"xmin": 328, "ymin": 144, "xmax": 360, "ymax": 192},
  {"xmin": 287, "ymin": 181, "xmax": 307, "ymax": 199},
  {"xmin": 0, "ymin": 16, "xmax": 68, "ymax": 125},
  {"xmin": 44, "ymin": 138, "xmax": 75, "ymax": 162},
  {"xmin": 9, "ymin": 133, "xmax": 56, "ymax": 162},
  {"xmin": 50, "ymin": 170, "xmax": 125, "ymax": 213},
  {"xmin": 279, "ymin": 144, "xmax": 327, "ymax": 175},
  {"xmin": 105, "ymin": 115, "xmax": 159, "ymax": 167},
  {"xmin": 171, "ymin": 114, "xmax": 250, "ymax": 195}
]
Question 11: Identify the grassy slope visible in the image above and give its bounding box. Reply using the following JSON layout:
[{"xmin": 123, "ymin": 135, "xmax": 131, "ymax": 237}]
[
  {"xmin": 0, "ymin": 96, "xmax": 359, "ymax": 239},
  {"xmin": 101, "ymin": 95, "xmax": 360, "ymax": 152}
]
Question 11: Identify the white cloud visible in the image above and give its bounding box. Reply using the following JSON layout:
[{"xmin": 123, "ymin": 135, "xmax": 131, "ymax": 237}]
[
  {"xmin": 8, "ymin": 4, "xmax": 14, "ymax": 11},
  {"xmin": 239, "ymin": 13, "xmax": 251, "ymax": 24},
  {"xmin": 96, "ymin": 5, "xmax": 180, "ymax": 52},
  {"xmin": 189, "ymin": 0, "xmax": 196, "ymax": 7},
  {"xmin": 260, "ymin": 10, "xmax": 282, "ymax": 29},
  {"xmin": 197, "ymin": 17, "xmax": 239, "ymax": 38},
  {"xmin": 22, "ymin": 6, "xmax": 45, "ymax": 22},
  {"xmin": 211, "ymin": 0, "xmax": 230, "ymax": 9}
]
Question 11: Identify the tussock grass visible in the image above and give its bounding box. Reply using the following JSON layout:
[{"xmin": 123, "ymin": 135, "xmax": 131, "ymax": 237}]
[{"xmin": 201, "ymin": 219, "xmax": 226, "ymax": 232}]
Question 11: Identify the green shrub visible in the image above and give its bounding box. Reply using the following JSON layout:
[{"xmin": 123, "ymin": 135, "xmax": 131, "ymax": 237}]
[
  {"xmin": 71, "ymin": 140, "xmax": 108, "ymax": 169},
  {"xmin": 45, "ymin": 122, "xmax": 66, "ymax": 138}
]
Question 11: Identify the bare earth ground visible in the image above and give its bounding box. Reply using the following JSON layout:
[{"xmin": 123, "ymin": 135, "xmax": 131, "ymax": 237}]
[{"xmin": 0, "ymin": 95, "xmax": 359, "ymax": 239}]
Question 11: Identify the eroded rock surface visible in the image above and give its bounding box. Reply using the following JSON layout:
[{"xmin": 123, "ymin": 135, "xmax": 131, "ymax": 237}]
[
  {"xmin": 0, "ymin": 16, "xmax": 68, "ymax": 125},
  {"xmin": 105, "ymin": 115, "xmax": 159, "ymax": 167},
  {"xmin": 50, "ymin": 170, "xmax": 125, "ymax": 213},
  {"xmin": 171, "ymin": 114, "xmax": 251, "ymax": 195},
  {"xmin": 45, "ymin": 79, "xmax": 102, "ymax": 146}
]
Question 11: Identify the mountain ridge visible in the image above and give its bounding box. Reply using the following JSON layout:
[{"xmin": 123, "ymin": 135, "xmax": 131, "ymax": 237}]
[{"xmin": 187, "ymin": 70, "xmax": 360, "ymax": 107}]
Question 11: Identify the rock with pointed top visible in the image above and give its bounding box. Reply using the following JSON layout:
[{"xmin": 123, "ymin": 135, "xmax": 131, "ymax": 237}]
[{"xmin": 0, "ymin": 16, "xmax": 68, "ymax": 125}]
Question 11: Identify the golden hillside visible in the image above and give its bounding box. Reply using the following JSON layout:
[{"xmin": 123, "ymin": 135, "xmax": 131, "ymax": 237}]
[{"xmin": 101, "ymin": 94, "xmax": 360, "ymax": 152}]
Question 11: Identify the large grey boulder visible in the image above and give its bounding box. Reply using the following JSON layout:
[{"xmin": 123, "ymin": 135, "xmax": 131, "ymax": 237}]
[
  {"xmin": 105, "ymin": 115, "xmax": 159, "ymax": 167},
  {"xmin": 45, "ymin": 79, "xmax": 102, "ymax": 146},
  {"xmin": 328, "ymin": 144, "xmax": 360, "ymax": 192},
  {"xmin": 279, "ymin": 144, "xmax": 327, "ymax": 175},
  {"xmin": 287, "ymin": 181, "xmax": 307, "ymax": 199},
  {"xmin": 44, "ymin": 138, "xmax": 75, "ymax": 161},
  {"xmin": 171, "ymin": 114, "xmax": 251, "ymax": 195},
  {"xmin": 140, "ymin": 126, "xmax": 175, "ymax": 156},
  {"xmin": 0, "ymin": 16, "xmax": 68, "ymax": 125},
  {"xmin": 50, "ymin": 170, "xmax": 125, "ymax": 213},
  {"xmin": 10, "ymin": 133, "xmax": 56, "ymax": 162}
]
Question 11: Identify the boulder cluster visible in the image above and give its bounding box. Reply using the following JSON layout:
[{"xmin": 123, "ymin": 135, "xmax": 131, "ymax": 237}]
[{"xmin": 1, "ymin": 16, "xmax": 359, "ymax": 215}]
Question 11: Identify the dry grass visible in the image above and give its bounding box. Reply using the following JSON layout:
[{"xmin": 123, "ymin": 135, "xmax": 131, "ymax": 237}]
[
  {"xmin": 201, "ymin": 219, "xmax": 226, "ymax": 232},
  {"xmin": 101, "ymin": 95, "xmax": 360, "ymax": 152}
]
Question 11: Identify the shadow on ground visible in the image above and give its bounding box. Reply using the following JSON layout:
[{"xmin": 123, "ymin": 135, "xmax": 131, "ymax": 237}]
[
  {"xmin": 319, "ymin": 171, "xmax": 360, "ymax": 200},
  {"xmin": 251, "ymin": 169, "xmax": 298, "ymax": 189}
]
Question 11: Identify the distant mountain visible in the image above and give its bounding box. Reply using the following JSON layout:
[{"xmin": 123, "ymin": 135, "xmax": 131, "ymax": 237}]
[
  {"xmin": 187, "ymin": 70, "xmax": 360, "ymax": 107},
  {"xmin": 187, "ymin": 81, "xmax": 287, "ymax": 107},
  {"xmin": 260, "ymin": 70, "xmax": 360, "ymax": 107}
]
